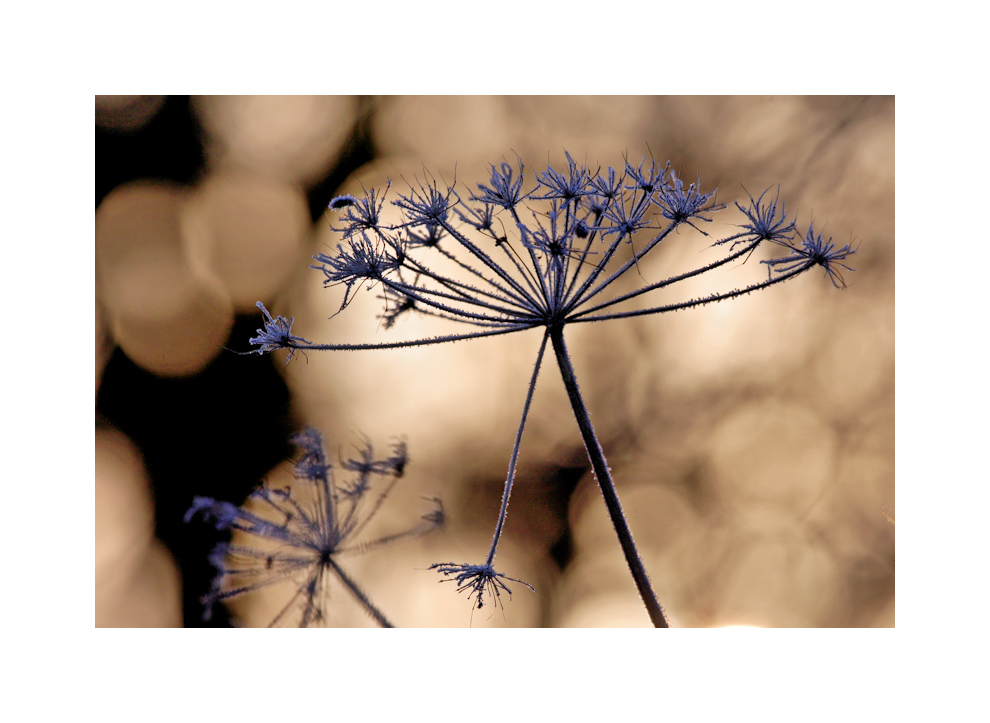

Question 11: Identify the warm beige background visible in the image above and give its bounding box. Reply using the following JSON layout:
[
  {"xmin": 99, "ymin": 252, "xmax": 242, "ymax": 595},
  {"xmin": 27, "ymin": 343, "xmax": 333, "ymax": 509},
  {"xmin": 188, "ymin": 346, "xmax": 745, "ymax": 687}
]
[{"xmin": 96, "ymin": 96, "xmax": 894, "ymax": 627}]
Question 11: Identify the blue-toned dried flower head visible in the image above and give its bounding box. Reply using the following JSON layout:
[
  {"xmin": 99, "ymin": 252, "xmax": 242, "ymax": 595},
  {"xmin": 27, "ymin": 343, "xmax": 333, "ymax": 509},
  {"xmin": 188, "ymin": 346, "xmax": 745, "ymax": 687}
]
[
  {"xmin": 245, "ymin": 301, "xmax": 313, "ymax": 364},
  {"xmin": 471, "ymin": 159, "xmax": 530, "ymax": 212},
  {"xmin": 623, "ymin": 155, "xmax": 667, "ymax": 195},
  {"xmin": 248, "ymin": 152, "xmax": 855, "ymax": 362},
  {"xmin": 429, "ymin": 561, "xmax": 535, "ymax": 611},
  {"xmin": 598, "ymin": 192, "xmax": 654, "ymax": 240},
  {"xmin": 242, "ymin": 151, "xmax": 856, "ymax": 627},
  {"xmin": 328, "ymin": 181, "xmax": 391, "ymax": 238},
  {"xmin": 734, "ymin": 186, "xmax": 796, "ymax": 244},
  {"xmin": 311, "ymin": 232, "xmax": 404, "ymax": 315},
  {"xmin": 185, "ymin": 428, "xmax": 443, "ymax": 627},
  {"xmin": 763, "ymin": 222, "xmax": 857, "ymax": 288},
  {"xmin": 537, "ymin": 151, "xmax": 593, "ymax": 204},
  {"xmin": 653, "ymin": 169, "xmax": 722, "ymax": 232},
  {"xmin": 392, "ymin": 176, "xmax": 456, "ymax": 227}
]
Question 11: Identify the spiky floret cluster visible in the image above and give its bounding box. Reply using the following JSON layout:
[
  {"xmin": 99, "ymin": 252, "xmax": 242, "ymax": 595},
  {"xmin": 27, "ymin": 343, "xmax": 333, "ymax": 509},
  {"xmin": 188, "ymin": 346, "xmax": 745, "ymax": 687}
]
[
  {"xmin": 185, "ymin": 428, "xmax": 443, "ymax": 627},
  {"xmin": 763, "ymin": 222, "xmax": 857, "ymax": 288},
  {"xmin": 252, "ymin": 152, "xmax": 850, "ymax": 355},
  {"xmin": 247, "ymin": 302, "xmax": 312, "ymax": 363},
  {"xmin": 429, "ymin": 562, "xmax": 535, "ymax": 611},
  {"xmin": 245, "ymin": 152, "xmax": 855, "ymax": 622}
]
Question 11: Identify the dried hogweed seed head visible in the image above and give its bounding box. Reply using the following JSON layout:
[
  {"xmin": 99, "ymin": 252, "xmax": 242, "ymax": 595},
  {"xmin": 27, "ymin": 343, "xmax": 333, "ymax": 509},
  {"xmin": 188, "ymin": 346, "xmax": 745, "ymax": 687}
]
[
  {"xmin": 653, "ymin": 169, "xmax": 723, "ymax": 233},
  {"xmin": 623, "ymin": 156, "xmax": 668, "ymax": 195},
  {"xmin": 598, "ymin": 193, "xmax": 653, "ymax": 240},
  {"xmin": 429, "ymin": 561, "xmax": 535, "ymax": 610},
  {"xmin": 471, "ymin": 159, "xmax": 530, "ymax": 212},
  {"xmin": 537, "ymin": 151, "xmax": 593, "ymax": 204},
  {"xmin": 246, "ymin": 301, "xmax": 313, "ymax": 364},
  {"xmin": 310, "ymin": 233, "xmax": 403, "ymax": 314},
  {"xmin": 392, "ymin": 177, "xmax": 456, "ymax": 227},
  {"xmin": 763, "ymin": 223, "xmax": 856, "ymax": 288},
  {"xmin": 239, "ymin": 151, "xmax": 857, "ymax": 626},
  {"xmin": 328, "ymin": 181, "xmax": 391, "ymax": 238},
  {"xmin": 185, "ymin": 428, "xmax": 443, "ymax": 627}
]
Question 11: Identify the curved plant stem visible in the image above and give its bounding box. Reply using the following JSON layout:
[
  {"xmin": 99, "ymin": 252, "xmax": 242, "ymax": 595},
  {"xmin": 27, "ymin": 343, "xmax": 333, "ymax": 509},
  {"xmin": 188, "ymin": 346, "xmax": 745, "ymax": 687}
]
[{"xmin": 549, "ymin": 324, "xmax": 669, "ymax": 628}]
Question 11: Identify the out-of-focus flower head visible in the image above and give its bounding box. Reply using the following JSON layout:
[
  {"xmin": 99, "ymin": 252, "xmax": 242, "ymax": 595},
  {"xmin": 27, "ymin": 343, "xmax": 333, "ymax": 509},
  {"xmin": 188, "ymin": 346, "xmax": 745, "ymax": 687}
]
[{"xmin": 185, "ymin": 428, "xmax": 443, "ymax": 627}]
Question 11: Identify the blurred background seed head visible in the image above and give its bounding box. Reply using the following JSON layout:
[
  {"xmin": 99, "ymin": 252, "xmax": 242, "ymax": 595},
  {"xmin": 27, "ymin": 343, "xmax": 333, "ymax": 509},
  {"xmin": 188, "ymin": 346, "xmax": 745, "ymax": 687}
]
[{"xmin": 95, "ymin": 95, "xmax": 893, "ymax": 627}]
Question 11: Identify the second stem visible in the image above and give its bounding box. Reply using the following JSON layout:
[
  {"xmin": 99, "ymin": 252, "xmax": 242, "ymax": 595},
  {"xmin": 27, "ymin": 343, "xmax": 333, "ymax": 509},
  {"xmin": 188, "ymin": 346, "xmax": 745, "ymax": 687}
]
[{"xmin": 549, "ymin": 324, "xmax": 669, "ymax": 628}]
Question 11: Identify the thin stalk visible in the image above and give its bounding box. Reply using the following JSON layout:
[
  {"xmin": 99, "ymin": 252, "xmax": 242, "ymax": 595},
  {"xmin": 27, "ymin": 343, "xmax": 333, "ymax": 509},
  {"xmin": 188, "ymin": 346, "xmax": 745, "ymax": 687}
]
[
  {"xmin": 549, "ymin": 325, "xmax": 669, "ymax": 628},
  {"xmin": 568, "ymin": 221, "xmax": 679, "ymax": 311},
  {"xmin": 508, "ymin": 206, "xmax": 553, "ymax": 310},
  {"xmin": 568, "ymin": 262, "xmax": 810, "ymax": 324},
  {"xmin": 381, "ymin": 277, "xmax": 521, "ymax": 325},
  {"xmin": 402, "ymin": 253, "xmax": 537, "ymax": 314},
  {"xmin": 428, "ymin": 239, "xmax": 537, "ymax": 310},
  {"xmin": 485, "ymin": 330, "xmax": 550, "ymax": 565},
  {"xmin": 290, "ymin": 324, "xmax": 537, "ymax": 353},
  {"xmin": 438, "ymin": 218, "xmax": 541, "ymax": 304},
  {"xmin": 326, "ymin": 556, "xmax": 394, "ymax": 628},
  {"xmin": 560, "ymin": 208, "xmax": 605, "ymax": 303},
  {"xmin": 568, "ymin": 237, "xmax": 763, "ymax": 319},
  {"xmin": 267, "ymin": 571, "xmax": 319, "ymax": 628}
]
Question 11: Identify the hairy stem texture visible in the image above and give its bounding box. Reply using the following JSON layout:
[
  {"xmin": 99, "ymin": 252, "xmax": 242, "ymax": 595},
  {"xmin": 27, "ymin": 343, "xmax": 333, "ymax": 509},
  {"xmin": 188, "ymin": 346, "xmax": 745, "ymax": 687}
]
[
  {"xmin": 549, "ymin": 325, "xmax": 669, "ymax": 628},
  {"xmin": 326, "ymin": 557, "xmax": 394, "ymax": 628}
]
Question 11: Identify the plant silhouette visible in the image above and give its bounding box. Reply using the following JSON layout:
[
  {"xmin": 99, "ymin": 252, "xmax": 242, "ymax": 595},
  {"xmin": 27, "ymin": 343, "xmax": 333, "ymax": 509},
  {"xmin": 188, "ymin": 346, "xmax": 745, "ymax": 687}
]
[{"xmin": 246, "ymin": 153, "xmax": 855, "ymax": 627}]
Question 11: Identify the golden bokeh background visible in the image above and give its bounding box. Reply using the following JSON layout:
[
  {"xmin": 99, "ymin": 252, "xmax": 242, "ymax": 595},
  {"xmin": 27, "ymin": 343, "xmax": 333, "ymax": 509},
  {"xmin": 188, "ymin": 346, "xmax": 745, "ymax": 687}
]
[{"xmin": 95, "ymin": 95, "xmax": 894, "ymax": 627}]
